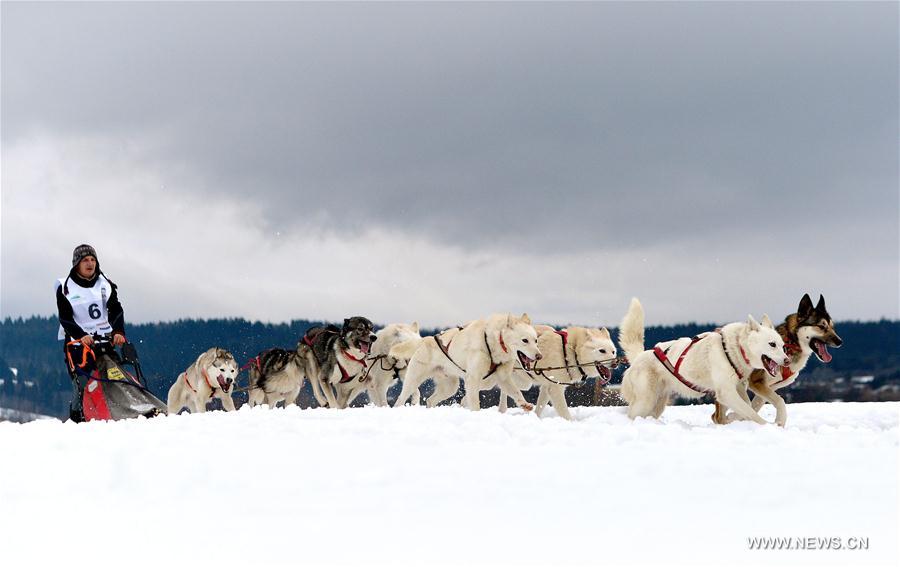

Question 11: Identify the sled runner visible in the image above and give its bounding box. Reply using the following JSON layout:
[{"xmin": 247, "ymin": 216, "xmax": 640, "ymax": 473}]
[{"xmin": 66, "ymin": 336, "xmax": 167, "ymax": 421}]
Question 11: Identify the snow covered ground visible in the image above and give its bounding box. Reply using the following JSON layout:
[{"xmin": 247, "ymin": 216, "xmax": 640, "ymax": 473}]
[{"xmin": 1, "ymin": 402, "xmax": 897, "ymax": 567}]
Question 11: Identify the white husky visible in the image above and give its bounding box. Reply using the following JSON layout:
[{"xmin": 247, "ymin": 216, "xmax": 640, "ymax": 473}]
[
  {"xmin": 167, "ymin": 348, "xmax": 239, "ymax": 414},
  {"xmin": 499, "ymin": 325, "xmax": 618, "ymax": 420},
  {"xmin": 332, "ymin": 322, "xmax": 423, "ymax": 408},
  {"xmin": 392, "ymin": 313, "xmax": 542, "ymax": 411},
  {"xmin": 619, "ymin": 298, "xmax": 790, "ymax": 425}
]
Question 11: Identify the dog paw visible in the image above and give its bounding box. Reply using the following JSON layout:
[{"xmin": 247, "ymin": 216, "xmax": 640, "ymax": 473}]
[{"xmin": 519, "ymin": 403, "xmax": 534, "ymax": 412}]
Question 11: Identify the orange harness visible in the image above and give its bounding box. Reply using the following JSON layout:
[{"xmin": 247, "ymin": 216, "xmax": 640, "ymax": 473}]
[
  {"xmin": 66, "ymin": 340, "xmax": 96, "ymax": 371},
  {"xmin": 183, "ymin": 368, "xmax": 217, "ymax": 398}
]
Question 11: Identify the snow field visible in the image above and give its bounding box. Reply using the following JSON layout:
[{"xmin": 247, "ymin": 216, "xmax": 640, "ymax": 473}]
[{"xmin": 0, "ymin": 402, "xmax": 897, "ymax": 567}]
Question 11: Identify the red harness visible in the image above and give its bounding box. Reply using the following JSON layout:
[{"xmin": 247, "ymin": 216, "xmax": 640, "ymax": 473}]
[
  {"xmin": 653, "ymin": 336, "xmax": 711, "ymax": 394},
  {"xmin": 240, "ymin": 355, "xmax": 262, "ymax": 373},
  {"xmin": 337, "ymin": 349, "xmax": 368, "ymax": 384}
]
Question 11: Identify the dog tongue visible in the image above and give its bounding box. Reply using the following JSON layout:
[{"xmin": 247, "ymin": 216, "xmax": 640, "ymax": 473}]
[
  {"xmin": 360, "ymin": 342, "xmax": 370, "ymax": 354},
  {"xmin": 217, "ymin": 375, "xmax": 230, "ymax": 391},
  {"xmin": 816, "ymin": 342, "xmax": 832, "ymax": 363}
]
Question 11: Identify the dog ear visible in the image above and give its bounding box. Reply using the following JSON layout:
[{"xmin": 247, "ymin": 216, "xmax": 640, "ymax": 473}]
[
  {"xmin": 761, "ymin": 314, "xmax": 774, "ymax": 329},
  {"xmin": 198, "ymin": 350, "xmax": 215, "ymax": 370},
  {"xmin": 815, "ymin": 294, "xmax": 827, "ymax": 314},
  {"xmin": 411, "ymin": 321, "xmax": 419, "ymax": 332},
  {"xmin": 598, "ymin": 327, "xmax": 611, "ymax": 339},
  {"xmin": 798, "ymin": 293, "xmax": 814, "ymax": 318},
  {"xmin": 521, "ymin": 312, "xmax": 531, "ymax": 325},
  {"xmin": 506, "ymin": 314, "xmax": 512, "ymax": 328},
  {"xmin": 747, "ymin": 314, "xmax": 760, "ymax": 332},
  {"xmin": 343, "ymin": 318, "xmax": 350, "ymax": 328}
]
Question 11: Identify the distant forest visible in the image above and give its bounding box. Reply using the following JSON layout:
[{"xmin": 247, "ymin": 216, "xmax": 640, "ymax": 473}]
[{"xmin": 1, "ymin": 316, "xmax": 898, "ymax": 418}]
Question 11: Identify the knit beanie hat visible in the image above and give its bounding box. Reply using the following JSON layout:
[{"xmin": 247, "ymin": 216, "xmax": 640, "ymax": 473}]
[{"xmin": 72, "ymin": 244, "xmax": 98, "ymax": 267}]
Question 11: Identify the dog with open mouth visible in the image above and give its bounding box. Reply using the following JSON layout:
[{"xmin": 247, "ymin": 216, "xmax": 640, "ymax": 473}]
[
  {"xmin": 167, "ymin": 347, "xmax": 239, "ymax": 414},
  {"xmin": 499, "ymin": 325, "xmax": 619, "ymax": 420},
  {"xmin": 712, "ymin": 293, "xmax": 843, "ymax": 425},
  {"xmin": 391, "ymin": 313, "xmax": 542, "ymax": 411},
  {"xmin": 618, "ymin": 298, "xmax": 790, "ymax": 425},
  {"xmin": 299, "ymin": 316, "xmax": 378, "ymax": 408},
  {"xmin": 333, "ymin": 322, "xmax": 423, "ymax": 408}
]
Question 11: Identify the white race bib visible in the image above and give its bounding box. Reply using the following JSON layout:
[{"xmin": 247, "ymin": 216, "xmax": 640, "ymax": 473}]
[{"xmin": 56, "ymin": 275, "xmax": 114, "ymax": 340}]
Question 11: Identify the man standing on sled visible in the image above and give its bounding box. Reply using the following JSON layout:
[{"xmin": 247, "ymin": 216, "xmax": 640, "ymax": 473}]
[{"xmin": 56, "ymin": 244, "xmax": 127, "ymax": 421}]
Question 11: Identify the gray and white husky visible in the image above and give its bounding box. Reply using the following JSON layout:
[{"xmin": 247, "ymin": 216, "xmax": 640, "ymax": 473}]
[
  {"xmin": 299, "ymin": 317, "xmax": 378, "ymax": 408},
  {"xmin": 167, "ymin": 348, "xmax": 239, "ymax": 414},
  {"xmin": 247, "ymin": 317, "xmax": 377, "ymax": 409}
]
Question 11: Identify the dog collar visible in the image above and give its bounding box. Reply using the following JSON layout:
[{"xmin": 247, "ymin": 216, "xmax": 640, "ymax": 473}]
[
  {"xmin": 498, "ymin": 331, "xmax": 508, "ymax": 354},
  {"xmin": 784, "ymin": 341, "xmax": 802, "ymax": 356}
]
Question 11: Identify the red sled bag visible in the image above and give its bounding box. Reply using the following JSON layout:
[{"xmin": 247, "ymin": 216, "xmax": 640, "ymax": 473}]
[{"xmin": 67, "ymin": 338, "xmax": 167, "ymax": 421}]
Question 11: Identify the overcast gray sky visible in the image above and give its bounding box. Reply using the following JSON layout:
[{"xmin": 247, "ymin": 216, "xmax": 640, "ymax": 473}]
[{"xmin": 2, "ymin": 2, "xmax": 897, "ymax": 328}]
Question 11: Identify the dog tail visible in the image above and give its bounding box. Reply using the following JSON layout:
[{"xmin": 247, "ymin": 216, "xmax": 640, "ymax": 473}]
[
  {"xmin": 619, "ymin": 297, "xmax": 645, "ymax": 365},
  {"xmin": 389, "ymin": 337, "xmax": 423, "ymax": 362}
]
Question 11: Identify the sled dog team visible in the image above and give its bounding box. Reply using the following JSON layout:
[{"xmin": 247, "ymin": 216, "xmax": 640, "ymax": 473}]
[{"xmin": 167, "ymin": 293, "xmax": 842, "ymax": 426}]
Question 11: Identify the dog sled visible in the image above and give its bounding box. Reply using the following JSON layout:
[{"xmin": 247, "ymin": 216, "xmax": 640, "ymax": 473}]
[{"xmin": 66, "ymin": 336, "xmax": 167, "ymax": 422}]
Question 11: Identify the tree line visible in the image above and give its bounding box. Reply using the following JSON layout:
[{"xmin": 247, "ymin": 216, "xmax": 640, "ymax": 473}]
[{"xmin": 1, "ymin": 316, "xmax": 898, "ymax": 418}]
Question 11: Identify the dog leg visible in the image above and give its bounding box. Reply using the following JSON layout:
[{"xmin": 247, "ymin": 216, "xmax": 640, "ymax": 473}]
[
  {"xmin": 498, "ymin": 394, "xmax": 509, "ymax": 413},
  {"xmin": 650, "ymin": 390, "xmax": 669, "ymax": 419},
  {"xmin": 748, "ymin": 382, "xmax": 788, "ymax": 427},
  {"xmin": 166, "ymin": 382, "xmax": 185, "ymax": 415},
  {"xmin": 283, "ymin": 386, "xmax": 300, "ymax": 408},
  {"xmin": 320, "ymin": 379, "xmax": 338, "ymax": 408},
  {"xmin": 366, "ymin": 382, "xmax": 383, "ymax": 407},
  {"xmin": 463, "ymin": 374, "xmax": 482, "ymax": 411},
  {"xmin": 715, "ymin": 387, "xmax": 768, "ymax": 425},
  {"xmin": 307, "ymin": 373, "xmax": 329, "ymax": 408},
  {"xmin": 427, "ymin": 373, "xmax": 460, "ymax": 408},
  {"xmin": 534, "ymin": 386, "xmax": 550, "ymax": 417},
  {"xmin": 334, "ymin": 386, "xmax": 350, "ymax": 409},
  {"xmin": 376, "ymin": 381, "xmax": 391, "ymax": 407},
  {"xmin": 546, "ymin": 385, "xmax": 572, "ymax": 420},
  {"xmin": 625, "ymin": 368, "xmax": 665, "ymax": 419},
  {"xmin": 494, "ymin": 371, "xmax": 532, "ymax": 411},
  {"xmin": 751, "ymin": 395, "xmax": 766, "ymax": 411},
  {"xmin": 394, "ymin": 358, "xmax": 428, "ymax": 407},
  {"xmin": 220, "ymin": 394, "xmax": 236, "ymax": 412},
  {"xmin": 247, "ymin": 385, "xmax": 264, "ymax": 408},
  {"xmin": 711, "ymin": 402, "xmax": 728, "ymax": 424}
]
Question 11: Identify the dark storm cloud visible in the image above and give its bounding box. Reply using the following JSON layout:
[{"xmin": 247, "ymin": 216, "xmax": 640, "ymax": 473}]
[
  {"xmin": 3, "ymin": 2, "xmax": 896, "ymax": 252},
  {"xmin": 3, "ymin": 3, "xmax": 897, "ymax": 255}
]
